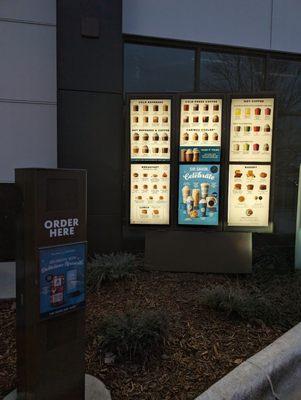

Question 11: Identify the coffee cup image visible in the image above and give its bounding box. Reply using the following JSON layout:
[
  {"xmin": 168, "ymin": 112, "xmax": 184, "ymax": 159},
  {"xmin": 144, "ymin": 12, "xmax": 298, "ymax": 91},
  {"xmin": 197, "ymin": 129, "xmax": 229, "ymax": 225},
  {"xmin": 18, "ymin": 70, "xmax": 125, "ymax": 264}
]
[
  {"xmin": 153, "ymin": 105, "xmax": 159, "ymax": 112},
  {"xmin": 183, "ymin": 104, "xmax": 189, "ymax": 111},
  {"xmin": 185, "ymin": 149, "xmax": 193, "ymax": 162},
  {"xmin": 212, "ymin": 132, "xmax": 218, "ymax": 141},
  {"xmin": 235, "ymin": 108, "xmax": 241, "ymax": 117},
  {"xmin": 133, "ymin": 133, "xmax": 139, "ymax": 141},
  {"xmin": 142, "ymin": 145, "xmax": 149, "ymax": 153},
  {"xmin": 192, "ymin": 148, "xmax": 200, "ymax": 162},
  {"xmin": 162, "ymin": 133, "xmax": 168, "ymax": 141},
  {"xmin": 193, "ymin": 104, "xmax": 199, "ymax": 111},
  {"xmin": 142, "ymin": 133, "xmax": 149, "ymax": 141},
  {"xmin": 202, "ymin": 132, "xmax": 209, "ymax": 141},
  {"xmin": 203, "ymin": 104, "xmax": 209, "ymax": 111},
  {"xmin": 180, "ymin": 149, "xmax": 186, "ymax": 162},
  {"xmin": 199, "ymin": 198, "xmax": 207, "ymax": 217},
  {"xmin": 265, "ymin": 107, "xmax": 271, "ymax": 116},
  {"xmin": 192, "ymin": 132, "xmax": 199, "ymax": 141},
  {"xmin": 234, "ymin": 183, "xmax": 242, "ymax": 190},
  {"xmin": 144, "ymin": 117, "xmax": 149, "ymax": 123},
  {"xmin": 212, "ymin": 115, "xmax": 219, "ymax": 123},
  {"xmin": 183, "ymin": 132, "xmax": 189, "ymax": 141},
  {"xmin": 153, "ymin": 133, "xmax": 159, "ymax": 141},
  {"xmin": 253, "ymin": 126, "xmax": 260, "ymax": 132},
  {"xmin": 133, "ymin": 146, "xmax": 139, "ymax": 154},
  {"xmin": 163, "ymin": 104, "xmax": 168, "ymax": 112},
  {"xmin": 183, "ymin": 116, "xmax": 189, "ymax": 123},
  {"xmin": 233, "ymin": 144, "xmax": 240, "ymax": 151},
  {"xmin": 206, "ymin": 196, "xmax": 216, "ymax": 208},
  {"xmin": 234, "ymin": 126, "xmax": 241, "ymax": 132},
  {"xmin": 255, "ymin": 108, "xmax": 261, "ymax": 116},
  {"xmin": 253, "ymin": 143, "xmax": 260, "ymax": 151},
  {"xmin": 133, "ymin": 105, "xmax": 139, "ymax": 112},
  {"xmin": 247, "ymin": 184, "xmax": 254, "ymax": 190},
  {"xmin": 143, "ymin": 105, "xmax": 148, "ymax": 112},
  {"xmin": 260, "ymin": 184, "xmax": 267, "ymax": 190},
  {"xmin": 152, "ymin": 147, "xmax": 159, "ymax": 154},
  {"xmin": 133, "ymin": 116, "xmax": 139, "ymax": 123},
  {"xmin": 244, "ymin": 126, "xmax": 251, "ymax": 133},
  {"xmin": 213, "ymin": 104, "xmax": 219, "ymax": 111},
  {"xmin": 153, "ymin": 116, "xmax": 159, "ymax": 123},
  {"xmin": 200, "ymin": 182, "xmax": 210, "ymax": 198},
  {"xmin": 193, "ymin": 116, "xmax": 199, "ymax": 123},
  {"xmin": 162, "ymin": 117, "xmax": 168, "ymax": 124},
  {"xmin": 245, "ymin": 108, "xmax": 251, "ymax": 117},
  {"xmin": 202, "ymin": 116, "xmax": 209, "ymax": 123},
  {"xmin": 263, "ymin": 143, "xmax": 269, "ymax": 151},
  {"xmin": 234, "ymin": 170, "xmax": 242, "ymax": 178},
  {"xmin": 182, "ymin": 185, "xmax": 190, "ymax": 203},
  {"xmin": 260, "ymin": 172, "xmax": 268, "ymax": 178},
  {"xmin": 264, "ymin": 124, "xmax": 271, "ymax": 132}
]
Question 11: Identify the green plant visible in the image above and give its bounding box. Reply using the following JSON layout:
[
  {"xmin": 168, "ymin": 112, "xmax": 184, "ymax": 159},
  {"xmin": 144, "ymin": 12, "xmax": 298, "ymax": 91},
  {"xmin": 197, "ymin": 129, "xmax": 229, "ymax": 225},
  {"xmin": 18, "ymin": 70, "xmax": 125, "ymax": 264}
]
[
  {"xmin": 87, "ymin": 252, "xmax": 137, "ymax": 289},
  {"xmin": 97, "ymin": 310, "xmax": 168, "ymax": 363},
  {"xmin": 200, "ymin": 285, "xmax": 278, "ymax": 325}
]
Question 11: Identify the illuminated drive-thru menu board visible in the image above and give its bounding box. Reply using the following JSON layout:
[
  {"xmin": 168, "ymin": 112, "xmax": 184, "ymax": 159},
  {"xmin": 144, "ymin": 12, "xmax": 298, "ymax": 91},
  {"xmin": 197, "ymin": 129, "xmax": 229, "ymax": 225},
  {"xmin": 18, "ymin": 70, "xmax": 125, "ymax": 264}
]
[
  {"xmin": 227, "ymin": 164, "xmax": 271, "ymax": 227},
  {"xmin": 230, "ymin": 98, "xmax": 274, "ymax": 163},
  {"xmin": 130, "ymin": 164, "xmax": 170, "ymax": 225},
  {"xmin": 178, "ymin": 164, "xmax": 220, "ymax": 226},
  {"xmin": 180, "ymin": 99, "xmax": 222, "ymax": 163},
  {"xmin": 130, "ymin": 99, "xmax": 171, "ymax": 161}
]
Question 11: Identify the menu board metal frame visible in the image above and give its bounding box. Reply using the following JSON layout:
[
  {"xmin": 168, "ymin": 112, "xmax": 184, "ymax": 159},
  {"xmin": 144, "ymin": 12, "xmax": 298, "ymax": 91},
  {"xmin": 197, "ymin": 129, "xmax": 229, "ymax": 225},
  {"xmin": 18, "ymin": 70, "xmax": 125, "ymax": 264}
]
[
  {"xmin": 124, "ymin": 92, "xmax": 276, "ymax": 234},
  {"xmin": 224, "ymin": 93, "xmax": 277, "ymax": 234}
]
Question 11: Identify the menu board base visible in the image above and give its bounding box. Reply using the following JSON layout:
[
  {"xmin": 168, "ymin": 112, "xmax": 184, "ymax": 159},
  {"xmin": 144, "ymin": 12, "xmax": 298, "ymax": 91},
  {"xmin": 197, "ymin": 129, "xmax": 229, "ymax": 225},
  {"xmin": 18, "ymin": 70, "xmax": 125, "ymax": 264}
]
[{"xmin": 145, "ymin": 230, "xmax": 252, "ymax": 273}]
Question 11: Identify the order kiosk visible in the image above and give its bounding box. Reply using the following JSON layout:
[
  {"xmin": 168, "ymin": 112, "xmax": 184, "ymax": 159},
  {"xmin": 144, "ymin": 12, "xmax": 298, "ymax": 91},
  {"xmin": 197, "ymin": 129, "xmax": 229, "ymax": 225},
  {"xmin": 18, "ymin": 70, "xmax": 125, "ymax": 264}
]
[{"xmin": 15, "ymin": 168, "xmax": 87, "ymax": 400}]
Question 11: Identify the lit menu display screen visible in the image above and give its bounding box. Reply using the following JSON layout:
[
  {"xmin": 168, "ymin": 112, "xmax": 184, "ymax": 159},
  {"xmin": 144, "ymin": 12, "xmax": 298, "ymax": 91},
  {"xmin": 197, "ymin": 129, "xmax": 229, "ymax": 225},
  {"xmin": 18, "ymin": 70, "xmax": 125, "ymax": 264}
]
[
  {"xmin": 180, "ymin": 99, "xmax": 222, "ymax": 163},
  {"xmin": 178, "ymin": 164, "xmax": 220, "ymax": 225},
  {"xmin": 130, "ymin": 164, "xmax": 170, "ymax": 225},
  {"xmin": 230, "ymin": 98, "xmax": 274, "ymax": 162},
  {"xmin": 130, "ymin": 99, "xmax": 171, "ymax": 161},
  {"xmin": 227, "ymin": 164, "xmax": 271, "ymax": 227}
]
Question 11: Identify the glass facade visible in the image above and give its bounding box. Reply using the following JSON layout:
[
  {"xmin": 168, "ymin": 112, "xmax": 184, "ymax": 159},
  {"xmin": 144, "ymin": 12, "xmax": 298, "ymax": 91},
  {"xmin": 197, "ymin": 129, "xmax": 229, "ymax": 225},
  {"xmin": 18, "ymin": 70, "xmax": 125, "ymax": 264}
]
[
  {"xmin": 124, "ymin": 41, "xmax": 301, "ymax": 239},
  {"xmin": 124, "ymin": 43, "xmax": 195, "ymax": 92}
]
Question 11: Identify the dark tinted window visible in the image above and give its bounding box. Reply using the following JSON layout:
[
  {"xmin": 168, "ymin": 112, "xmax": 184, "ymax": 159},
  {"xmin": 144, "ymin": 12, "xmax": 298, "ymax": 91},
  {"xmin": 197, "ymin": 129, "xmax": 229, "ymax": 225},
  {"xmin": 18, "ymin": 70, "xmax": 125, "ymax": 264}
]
[
  {"xmin": 267, "ymin": 58, "xmax": 301, "ymax": 114},
  {"xmin": 200, "ymin": 51, "xmax": 265, "ymax": 92},
  {"xmin": 124, "ymin": 43, "xmax": 195, "ymax": 92}
]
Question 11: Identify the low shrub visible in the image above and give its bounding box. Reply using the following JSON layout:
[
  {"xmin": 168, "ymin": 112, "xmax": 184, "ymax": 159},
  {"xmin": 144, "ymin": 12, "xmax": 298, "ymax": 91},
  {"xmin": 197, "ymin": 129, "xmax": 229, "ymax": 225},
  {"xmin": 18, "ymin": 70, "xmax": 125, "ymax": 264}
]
[
  {"xmin": 97, "ymin": 310, "xmax": 168, "ymax": 363},
  {"xmin": 200, "ymin": 285, "xmax": 278, "ymax": 325},
  {"xmin": 87, "ymin": 252, "xmax": 137, "ymax": 290}
]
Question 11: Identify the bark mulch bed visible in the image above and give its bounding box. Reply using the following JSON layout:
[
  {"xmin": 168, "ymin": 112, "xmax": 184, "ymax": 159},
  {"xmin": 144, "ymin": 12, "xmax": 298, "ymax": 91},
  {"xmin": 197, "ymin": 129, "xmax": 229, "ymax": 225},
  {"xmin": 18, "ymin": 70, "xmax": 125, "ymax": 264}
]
[{"xmin": 1, "ymin": 269, "xmax": 299, "ymax": 400}]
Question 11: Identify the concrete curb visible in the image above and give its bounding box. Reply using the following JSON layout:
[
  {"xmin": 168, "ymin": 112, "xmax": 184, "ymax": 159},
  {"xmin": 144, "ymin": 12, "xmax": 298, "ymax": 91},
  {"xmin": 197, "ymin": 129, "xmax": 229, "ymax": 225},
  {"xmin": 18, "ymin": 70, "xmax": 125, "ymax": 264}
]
[
  {"xmin": 195, "ymin": 322, "xmax": 301, "ymax": 400},
  {"xmin": 3, "ymin": 374, "xmax": 111, "ymax": 400}
]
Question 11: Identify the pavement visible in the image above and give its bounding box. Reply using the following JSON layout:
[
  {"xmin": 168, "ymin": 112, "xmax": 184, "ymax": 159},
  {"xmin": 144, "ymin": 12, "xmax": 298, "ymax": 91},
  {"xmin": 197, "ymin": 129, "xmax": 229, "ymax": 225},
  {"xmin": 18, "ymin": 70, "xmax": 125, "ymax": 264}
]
[
  {"xmin": 0, "ymin": 262, "xmax": 15, "ymax": 299},
  {"xmin": 4, "ymin": 374, "xmax": 111, "ymax": 400}
]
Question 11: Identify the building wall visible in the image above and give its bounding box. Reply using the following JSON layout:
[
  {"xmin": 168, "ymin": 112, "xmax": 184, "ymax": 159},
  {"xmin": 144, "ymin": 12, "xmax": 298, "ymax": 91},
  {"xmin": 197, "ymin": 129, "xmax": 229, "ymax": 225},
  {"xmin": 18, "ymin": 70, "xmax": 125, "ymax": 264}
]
[
  {"xmin": 0, "ymin": 0, "xmax": 57, "ymax": 298},
  {"xmin": 0, "ymin": 0, "xmax": 57, "ymax": 183},
  {"xmin": 123, "ymin": 0, "xmax": 301, "ymax": 54}
]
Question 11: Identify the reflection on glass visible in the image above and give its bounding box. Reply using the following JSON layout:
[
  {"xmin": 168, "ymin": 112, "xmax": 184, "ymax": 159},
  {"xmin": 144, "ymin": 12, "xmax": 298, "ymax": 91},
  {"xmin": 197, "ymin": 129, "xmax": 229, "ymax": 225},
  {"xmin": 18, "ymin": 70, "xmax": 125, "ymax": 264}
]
[
  {"xmin": 200, "ymin": 51, "xmax": 265, "ymax": 92},
  {"xmin": 267, "ymin": 58, "xmax": 301, "ymax": 114},
  {"xmin": 124, "ymin": 43, "xmax": 195, "ymax": 92}
]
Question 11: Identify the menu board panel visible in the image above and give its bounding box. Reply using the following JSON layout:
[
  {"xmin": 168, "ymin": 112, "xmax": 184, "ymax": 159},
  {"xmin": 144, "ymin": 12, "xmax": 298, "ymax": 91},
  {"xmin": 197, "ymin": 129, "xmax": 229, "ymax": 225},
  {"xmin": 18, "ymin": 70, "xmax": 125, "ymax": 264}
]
[
  {"xmin": 230, "ymin": 98, "xmax": 274, "ymax": 162},
  {"xmin": 130, "ymin": 164, "xmax": 170, "ymax": 225},
  {"xmin": 178, "ymin": 164, "xmax": 220, "ymax": 225},
  {"xmin": 180, "ymin": 99, "xmax": 222, "ymax": 163},
  {"xmin": 130, "ymin": 99, "xmax": 171, "ymax": 161},
  {"xmin": 228, "ymin": 164, "xmax": 271, "ymax": 227}
]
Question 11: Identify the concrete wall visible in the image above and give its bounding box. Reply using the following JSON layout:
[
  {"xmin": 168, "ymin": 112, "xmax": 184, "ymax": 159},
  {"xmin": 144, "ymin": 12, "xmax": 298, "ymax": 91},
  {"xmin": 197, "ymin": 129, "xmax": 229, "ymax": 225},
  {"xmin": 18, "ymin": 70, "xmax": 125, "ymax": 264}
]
[
  {"xmin": 123, "ymin": 0, "xmax": 301, "ymax": 54},
  {"xmin": 0, "ymin": 0, "xmax": 57, "ymax": 183}
]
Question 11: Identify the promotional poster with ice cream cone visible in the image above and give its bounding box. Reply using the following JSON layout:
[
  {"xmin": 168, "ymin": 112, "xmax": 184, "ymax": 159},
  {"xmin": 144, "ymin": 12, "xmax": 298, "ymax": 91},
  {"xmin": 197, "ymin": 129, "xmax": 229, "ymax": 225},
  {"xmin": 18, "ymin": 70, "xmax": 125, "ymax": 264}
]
[
  {"xmin": 130, "ymin": 99, "xmax": 171, "ymax": 161},
  {"xmin": 180, "ymin": 99, "xmax": 222, "ymax": 163},
  {"xmin": 227, "ymin": 164, "xmax": 271, "ymax": 226},
  {"xmin": 130, "ymin": 164, "xmax": 170, "ymax": 224},
  {"xmin": 230, "ymin": 98, "xmax": 274, "ymax": 162},
  {"xmin": 178, "ymin": 164, "xmax": 220, "ymax": 225}
]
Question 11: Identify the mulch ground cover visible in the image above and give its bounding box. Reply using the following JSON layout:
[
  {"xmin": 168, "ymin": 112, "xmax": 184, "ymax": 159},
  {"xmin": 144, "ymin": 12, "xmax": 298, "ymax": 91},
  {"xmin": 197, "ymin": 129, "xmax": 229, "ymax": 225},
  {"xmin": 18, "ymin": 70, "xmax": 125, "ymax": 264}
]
[{"xmin": 1, "ymin": 268, "xmax": 299, "ymax": 400}]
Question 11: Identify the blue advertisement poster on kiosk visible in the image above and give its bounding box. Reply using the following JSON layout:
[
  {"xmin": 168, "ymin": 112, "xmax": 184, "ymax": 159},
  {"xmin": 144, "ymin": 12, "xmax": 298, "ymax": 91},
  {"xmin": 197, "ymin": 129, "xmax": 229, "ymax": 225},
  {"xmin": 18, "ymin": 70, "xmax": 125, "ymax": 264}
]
[
  {"xmin": 39, "ymin": 242, "xmax": 86, "ymax": 319},
  {"xmin": 178, "ymin": 164, "xmax": 220, "ymax": 225}
]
